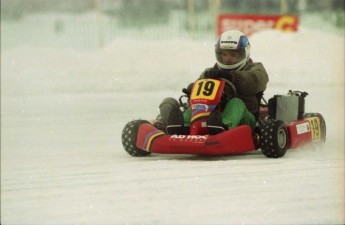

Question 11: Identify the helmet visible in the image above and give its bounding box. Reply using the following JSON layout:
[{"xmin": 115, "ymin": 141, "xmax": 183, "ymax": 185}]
[{"xmin": 215, "ymin": 30, "xmax": 250, "ymax": 71}]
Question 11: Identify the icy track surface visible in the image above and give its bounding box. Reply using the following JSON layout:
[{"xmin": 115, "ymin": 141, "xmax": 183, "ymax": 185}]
[{"xmin": 1, "ymin": 29, "xmax": 344, "ymax": 224}]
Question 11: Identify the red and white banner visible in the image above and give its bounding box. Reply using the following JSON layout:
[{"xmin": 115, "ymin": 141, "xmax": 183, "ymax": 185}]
[{"xmin": 217, "ymin": 14, "xmax": 299, "ymax": 36}]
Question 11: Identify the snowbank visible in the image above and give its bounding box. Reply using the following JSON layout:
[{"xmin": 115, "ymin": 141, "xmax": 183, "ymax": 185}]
[{"xmin": 2, "ymin": 28, "xmax": 344, "ymax": 97}]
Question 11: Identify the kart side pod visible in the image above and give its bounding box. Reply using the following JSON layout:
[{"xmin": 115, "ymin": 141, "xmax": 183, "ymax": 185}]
[
  {"xmin": 286, "ymin": 113, "xmax": 326, "ymax": 148},
  {"xmin": 258, "ymin": 113, "xmax": 326, "ymax": 158}
]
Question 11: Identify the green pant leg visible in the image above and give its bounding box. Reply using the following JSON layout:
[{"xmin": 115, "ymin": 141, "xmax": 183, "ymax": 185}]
[
  {"xmin": 240, "ymin": 110, "xmax": 256, "ymax": 129},
  {"xmin": 183, "ymin": 107, "xmax": 191, "ymax": 126},
  {"xmin": 221, "ymin": 97, "xmax": 255, "ymax": 129}
]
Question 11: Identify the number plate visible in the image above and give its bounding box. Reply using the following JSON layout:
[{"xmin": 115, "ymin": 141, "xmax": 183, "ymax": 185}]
[
  {"xmin": 306, "ymin": 117, "xmax": 321, "ymax": 140},
  {"xmin": 190, "ymin": 79, "xmax": 221, "ymax": 101}
]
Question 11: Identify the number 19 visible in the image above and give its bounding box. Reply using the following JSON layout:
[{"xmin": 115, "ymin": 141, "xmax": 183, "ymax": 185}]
[{"xmin": 196, "ymin": 80, "xmax": 215, "ymax": 97}]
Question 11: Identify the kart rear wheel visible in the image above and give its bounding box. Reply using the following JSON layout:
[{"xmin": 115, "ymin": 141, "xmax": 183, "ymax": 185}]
[
  {"xmin": 122, "ymin": 120, "xmax": 151, "ymax": 157},
  {"xmin": 260, "ymin": 120, "xmax": 289, "ymax": 158}
]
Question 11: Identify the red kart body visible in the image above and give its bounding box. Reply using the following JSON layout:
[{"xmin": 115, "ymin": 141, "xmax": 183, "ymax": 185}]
[
  {"xmin": 122, "ymin": 79, "xmax": 326, "ymax": 158},
  {"xmin": 134, "ymin": 110, "xmax": 322, "ymax": 156},
  {"xmin": 136, "ymin": 123, "xmax": 255, "ymax": 155}
]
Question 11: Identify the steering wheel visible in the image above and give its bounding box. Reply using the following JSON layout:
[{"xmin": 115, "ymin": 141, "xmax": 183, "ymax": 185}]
[{"xmin": 220, "ymin": 78, "xmax": 237, "ymax": 100}]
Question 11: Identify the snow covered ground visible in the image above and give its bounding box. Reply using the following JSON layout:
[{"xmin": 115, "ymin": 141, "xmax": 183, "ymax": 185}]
[{"xmin": 1, "ymin": 22, "xmax": 344, "ymax": 224}]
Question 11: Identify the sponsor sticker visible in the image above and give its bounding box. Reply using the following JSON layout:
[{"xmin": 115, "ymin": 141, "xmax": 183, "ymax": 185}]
[
  {"xmin": 170, "ymin": 135, "xmax": 208, "ymax": 141},
  {"xmin": 296, "ymin": 122, "xmax": 310, "ymax": 135},
  {"xmin": 192, "ymin": 104, "xmax": 209, "ymax": 112}
]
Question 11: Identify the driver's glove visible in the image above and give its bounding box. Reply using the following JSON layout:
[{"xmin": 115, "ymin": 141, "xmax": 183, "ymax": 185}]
[{"xmin": 204, "ymin": 69, "xmax": 233, "ymax": 81}]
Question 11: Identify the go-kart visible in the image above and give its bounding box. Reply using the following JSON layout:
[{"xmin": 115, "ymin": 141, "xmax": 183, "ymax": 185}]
[{"xmin": 121, "ymin": 78, "xmax": 326, "ymax": 158}]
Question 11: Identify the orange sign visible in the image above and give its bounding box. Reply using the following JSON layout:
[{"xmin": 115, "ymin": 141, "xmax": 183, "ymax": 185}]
[{"xmin": 217, "ymin": 14, "xmax": 299, "ymax": 36}]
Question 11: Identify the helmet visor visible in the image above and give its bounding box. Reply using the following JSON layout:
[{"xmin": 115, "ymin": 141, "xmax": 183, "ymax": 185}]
[{"xmin": 216, "ymin": 49, "xmax": 246, "ymax": 66}]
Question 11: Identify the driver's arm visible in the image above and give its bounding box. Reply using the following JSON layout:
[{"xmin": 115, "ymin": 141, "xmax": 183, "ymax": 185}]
[
  {"xmin": 198, "ymin": 63, "xmax": 268, "ymax": 95},
  {"xmin": 231, "ymin": 62, "xmax": 269, "ymax": 95}
]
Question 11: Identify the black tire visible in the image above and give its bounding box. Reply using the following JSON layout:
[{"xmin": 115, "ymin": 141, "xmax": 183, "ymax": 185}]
[
  {"xmin": 260, "ymin": 120, "xmax": 289, "ymax": 158},
  {"xmin": 304, "ymin": 113, "xmax": 326, "ymax": 143},
  {"xmin": 121, "ymin": 120, "xmax": 151, "ymax": 157}
]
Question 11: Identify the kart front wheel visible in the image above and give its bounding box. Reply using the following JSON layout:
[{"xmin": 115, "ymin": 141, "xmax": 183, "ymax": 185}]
[
  {"xmin": 260, "ymin": 120, "xmax": 289, "ymax": 158},
  {"xmin": 122, "ymin": 120, "xmax": 151, "ymax": 157}
]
